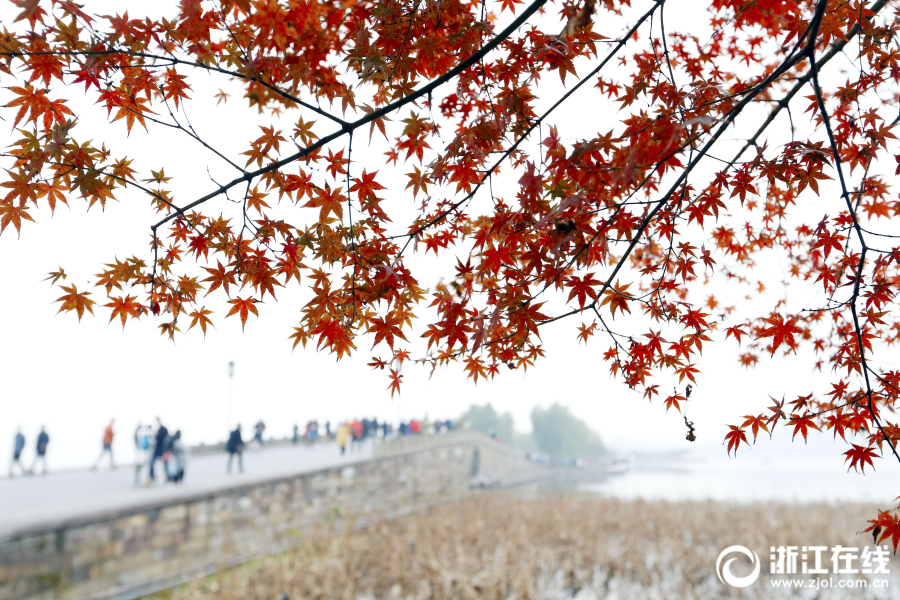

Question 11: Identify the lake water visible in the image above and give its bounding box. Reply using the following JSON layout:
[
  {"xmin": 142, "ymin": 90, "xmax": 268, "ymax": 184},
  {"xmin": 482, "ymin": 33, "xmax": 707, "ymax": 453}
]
[{"xmin": 579, "ymin": 443, "xmax": 900, "ymax": 504}]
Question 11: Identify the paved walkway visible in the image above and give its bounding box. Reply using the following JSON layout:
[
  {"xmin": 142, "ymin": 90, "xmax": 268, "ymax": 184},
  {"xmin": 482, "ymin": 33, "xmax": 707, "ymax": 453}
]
[{"xmin": 0, "ymin": 441, "xmax": 374, "ymax": 538}]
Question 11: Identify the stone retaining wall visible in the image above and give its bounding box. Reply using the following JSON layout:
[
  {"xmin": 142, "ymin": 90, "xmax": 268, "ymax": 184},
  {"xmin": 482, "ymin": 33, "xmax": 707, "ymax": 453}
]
[{"xmin": 0, "ymin": 433, "xmax": 548, "ymax": 600}]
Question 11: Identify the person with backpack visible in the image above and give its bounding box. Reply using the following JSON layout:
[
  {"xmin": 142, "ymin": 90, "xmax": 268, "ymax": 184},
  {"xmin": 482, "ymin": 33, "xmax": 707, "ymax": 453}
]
[
  {"xmin": 133, "ymin": 423, "xmax": 153, "ymax": 484},
  {"xmin": 9, "ymin": 429, "xmax": 26, "ymax": 476},
  {"xmin": 226, "ymin": 424, "xmax": 244, "ymax": 474}
]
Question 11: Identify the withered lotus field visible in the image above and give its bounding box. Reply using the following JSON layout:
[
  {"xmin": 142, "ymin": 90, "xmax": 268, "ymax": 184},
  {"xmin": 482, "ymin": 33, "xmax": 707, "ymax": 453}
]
[{"xmin": 154, "ymin": 493, "xmax": 899, "ymax": 600}]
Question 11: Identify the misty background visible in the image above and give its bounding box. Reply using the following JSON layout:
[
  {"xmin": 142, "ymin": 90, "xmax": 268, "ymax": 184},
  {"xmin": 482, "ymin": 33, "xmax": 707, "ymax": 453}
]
[{"xmin": 0, "ymin": 0, "xmax": 896, "ymax": 508}]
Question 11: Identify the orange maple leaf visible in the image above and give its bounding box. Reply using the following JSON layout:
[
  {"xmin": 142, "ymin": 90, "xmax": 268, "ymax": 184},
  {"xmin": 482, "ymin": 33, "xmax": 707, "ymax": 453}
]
[
  {"xmin": 188, "ymin": 307, "xmax": 215, "ymax": 337},
  {"xmin": 226, "ymin": 297, "xmax": 259, "ymax": 331},
  {"xmin": 599, "ymin": 282, "xmax": 632, "ymax": 317},
  {"xmin": 55, "ymin": 284, "xmax": 96, "ymax": 321},
  {"xmin": 844, "ymin": 444, "xmax": 879, "ymax": 474},
  {"xmin": 104, "ymin": 295, "xmax": 145, "ymax": 328},
  {"xmin": 724, "ymin": 425, "xmax": 748, "ymax": 457}
]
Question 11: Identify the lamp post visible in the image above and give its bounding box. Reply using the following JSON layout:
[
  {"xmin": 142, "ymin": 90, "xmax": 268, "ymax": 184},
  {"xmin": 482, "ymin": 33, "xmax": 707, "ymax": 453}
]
[{"xmin": 227, "ymin": 361, "xmax": 235, "ymax": 434}]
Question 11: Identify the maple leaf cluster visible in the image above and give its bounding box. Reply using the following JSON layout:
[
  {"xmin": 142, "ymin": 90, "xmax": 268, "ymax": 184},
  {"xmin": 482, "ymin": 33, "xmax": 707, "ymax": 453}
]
[{"xmin": 2, "ymin": 0, "xmax": 900, "ymax": 542}]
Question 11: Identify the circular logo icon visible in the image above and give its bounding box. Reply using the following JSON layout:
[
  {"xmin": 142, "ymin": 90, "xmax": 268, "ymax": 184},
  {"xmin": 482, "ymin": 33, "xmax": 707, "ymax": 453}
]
[{"xmin": 716, "ymin": 545, "xmax": 761, "ymax": 588}]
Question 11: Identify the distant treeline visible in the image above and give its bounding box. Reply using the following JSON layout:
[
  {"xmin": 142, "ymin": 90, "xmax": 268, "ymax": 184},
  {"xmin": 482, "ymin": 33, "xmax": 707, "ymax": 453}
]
[{"xmin": 460, "ymin": 403, "xmax": 604, "ymax": 461}]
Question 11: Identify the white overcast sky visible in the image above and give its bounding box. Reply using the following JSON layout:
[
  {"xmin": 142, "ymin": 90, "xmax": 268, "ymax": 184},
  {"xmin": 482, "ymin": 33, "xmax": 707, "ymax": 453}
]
[{"xmin": 0, "ymin": 0, "xmax": 896, "ymax": 491}]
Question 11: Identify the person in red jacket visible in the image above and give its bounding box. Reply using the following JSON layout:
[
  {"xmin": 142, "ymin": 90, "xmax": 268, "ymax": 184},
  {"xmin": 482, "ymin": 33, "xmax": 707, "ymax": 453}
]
[
  {"xmin": 350, "ymin": 419, "xmax": 363, "ymax": 453},
  {"xmin": 92, "ymin": 420, "xmax": 116, "ymax": 470}
]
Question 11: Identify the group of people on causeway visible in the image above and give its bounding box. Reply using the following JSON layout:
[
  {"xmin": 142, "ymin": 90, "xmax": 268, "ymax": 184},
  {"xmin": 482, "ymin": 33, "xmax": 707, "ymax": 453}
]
[
  {"xmin": 9, "ymin": 416, "xmax": 460, "ymax": 479},
  {"xmin": 89, "ymin": 418, "xmax": 188, "ymax": 485},
  {"xmin": 224, "ymin": 417, "xmax": 459, "ymax": 472},
  {"xmin": 8, "ymin": 419, "xmax": 186, "ymax": 484},
  {"xmin": 133, "ymin": 418, "xmax": 187, "ymax": 484}
]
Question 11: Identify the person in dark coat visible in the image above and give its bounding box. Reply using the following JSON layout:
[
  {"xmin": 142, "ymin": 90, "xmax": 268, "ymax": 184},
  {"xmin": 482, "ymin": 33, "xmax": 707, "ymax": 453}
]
[
  {"xmin": 148, "ymin": 418, "xmax": 168, "ymax": 482},
  {"xmin": 30, "ymin": 427, "xmax": 49, "ymax": 475},
  {"xmin": 9, "ymin": 429, "xmax": 25, "ymax": 476},
  {"xmin": 226, "ymin": 424, "xmax": 244, "ymax": 474},
  {"xmin": 252, "ymin": 420, "xmax": 265, "ymax": 448}
]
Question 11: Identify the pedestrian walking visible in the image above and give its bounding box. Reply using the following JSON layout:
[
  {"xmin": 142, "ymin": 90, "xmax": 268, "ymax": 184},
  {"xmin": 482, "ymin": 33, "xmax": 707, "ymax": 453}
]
[
  {"xmin": 29, "ymin": 427, "xmax": 49, "ymax": 475},
  {"xmin": 148, "ymin": 418, "xmax": 168, "ymax": 482},
  {"xmin": 133, "ymin": 423, "xmax": 152, "ymax": 484},
  {"xmin": 226, "ymin": 424, "xmax": 244, "ymax": 473},
  {"xmin": 292, "ymin": 424, "xmax": 300, "ymax": 445},
  {"xmin": 252, "ymin": 420, "xmax": 266, "ymax": 448},
  {"xmin": 336, "ymin": 422, "xmax": 350, "ymax": 456},
  {"xmin": 91, "ymin": 420, "xmax": 116, "ymax": 470},
  {"xmin": 159, "ymin": 428, "xmax": 174, "ymax": 476},
  {"xmin": 349, "ymin": 419, "xmax": 363, "ymax": 453},
  {"xmin": 9, "ymin": 429, "xmax": 26, "ymax": 476}
]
